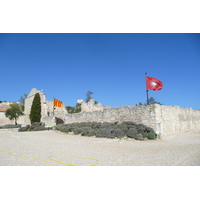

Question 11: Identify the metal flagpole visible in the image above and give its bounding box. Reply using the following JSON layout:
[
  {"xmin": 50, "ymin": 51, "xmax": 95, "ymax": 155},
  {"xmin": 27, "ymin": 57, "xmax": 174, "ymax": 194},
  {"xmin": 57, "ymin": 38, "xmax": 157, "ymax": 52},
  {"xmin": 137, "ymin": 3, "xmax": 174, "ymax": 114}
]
[
  {"xmin": 145, "ymin": 73, "xmax": 149, "ymax": 105},
  {"xmin": 53, "ymin": 97, "xmax": 55, "ymax": 116}
]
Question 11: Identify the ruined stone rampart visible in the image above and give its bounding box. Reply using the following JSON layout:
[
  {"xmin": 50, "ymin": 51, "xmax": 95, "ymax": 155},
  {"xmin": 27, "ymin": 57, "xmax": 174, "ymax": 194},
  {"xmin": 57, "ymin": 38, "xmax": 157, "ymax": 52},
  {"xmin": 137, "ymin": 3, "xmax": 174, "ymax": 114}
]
[
  {"xmin": 65, "ymin": 104, "xmax": 200, "ymax": 138},
  {"xmin": 65, "ymin": 105, "xmax": 158, "ymax": 131},
  {"xmin": 155, "ymin": 105, "xmax": 200, "ymax": 136}
]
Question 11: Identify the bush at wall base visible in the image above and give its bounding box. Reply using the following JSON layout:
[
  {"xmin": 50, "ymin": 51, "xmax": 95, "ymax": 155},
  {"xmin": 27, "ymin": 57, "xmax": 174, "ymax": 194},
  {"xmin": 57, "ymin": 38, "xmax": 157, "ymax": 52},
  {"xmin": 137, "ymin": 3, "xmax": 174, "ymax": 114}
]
[
  {"xmin": 18, "ymin": 122, "xmax": 51, "ymax": 132},
  {"xmin": 147, "ymin": 132, "xmax": 156, "ymax": 140},
  {"xmin": 2, "ymin": 124, "xmax": 22, "ymax": 129},
  {"xmin": 135, "ymin": 134, "xmax": 144, "ymax": 140},
  {"xmin": 55, "ymin": 121, "xmax": 157, "ymax": 140}
]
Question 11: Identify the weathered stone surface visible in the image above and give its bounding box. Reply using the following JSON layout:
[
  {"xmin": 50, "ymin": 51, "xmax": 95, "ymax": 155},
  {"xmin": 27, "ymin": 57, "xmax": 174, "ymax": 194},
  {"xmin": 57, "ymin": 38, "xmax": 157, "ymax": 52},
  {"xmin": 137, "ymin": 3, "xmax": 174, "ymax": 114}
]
[
  {"xmin": 2, "ymin": 88, "xmax": 200, "ymax": 139},
  {"xmin": 1, "ymin": 88, "xmax": 67, "ymax": 126},
  {"xmin": 77, "ymin": 99, "xmax": 110, "ymax": 112},
  {"xmin": 24, "ymin": 88, "xmax": 67, "ymax": 124},
  {"xmin": 65, "ymin": 104, "xmax": 200, "ymax": 138}
]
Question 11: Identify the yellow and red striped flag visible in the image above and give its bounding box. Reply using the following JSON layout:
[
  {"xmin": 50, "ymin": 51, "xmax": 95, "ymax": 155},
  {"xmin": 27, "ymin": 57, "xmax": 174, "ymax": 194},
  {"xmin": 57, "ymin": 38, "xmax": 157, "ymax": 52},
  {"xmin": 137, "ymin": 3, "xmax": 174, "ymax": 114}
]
[{"xmin": 53, "ymin": 98, "xmax": 63, "ymax": 107}]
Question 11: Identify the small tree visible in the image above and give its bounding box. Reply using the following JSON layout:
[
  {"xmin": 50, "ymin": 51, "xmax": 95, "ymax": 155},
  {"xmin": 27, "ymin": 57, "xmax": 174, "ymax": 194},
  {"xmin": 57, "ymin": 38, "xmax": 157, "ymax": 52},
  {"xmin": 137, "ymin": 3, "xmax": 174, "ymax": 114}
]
[
  {"xmin": 29, "ymin": 93, "xmax": 41, "ymax": 124},
  {"xmin": 85, "ymin": 91, "xmax": 93, "ymax": 103},
  {"xmin": 65, "ymin": 103, "xmax": 81, "ymax": 114},
  {"xmin": 19, "ymin": 93, "xmax": 28, "ymax": 104},
  {"xmin": 66, "ymin": 106, "xmax": 75, "ymax": 114},
  {"xmin": 18, "ymin": 93, "xmax": 28, "ymax": 111},
  {"xmin": 85, "ymin": 90, "xmax": 98, "ymax": 104},
  {"xmin": 136, "ymin": 102, "xmax": 143, "ymax": 106},
  {"xmin": 5, "ymin": 104, "xmax": 24, "ymax": 125},
  {"xmin": 148, "ymin": 97, "xmax": 163, "ymax": 105},
  {"xmin": 74, "ymin": 103, "xmax": 81, "ymax": 113},
  {"xmin": 136, "ymin": 97, "xmax": 163, "ymax": 106}
]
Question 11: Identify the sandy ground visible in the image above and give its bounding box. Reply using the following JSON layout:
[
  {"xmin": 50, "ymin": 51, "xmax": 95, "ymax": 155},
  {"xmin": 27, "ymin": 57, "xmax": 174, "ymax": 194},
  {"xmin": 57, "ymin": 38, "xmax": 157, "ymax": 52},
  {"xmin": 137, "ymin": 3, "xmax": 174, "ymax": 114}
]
[{"xmin": 0, "ymin": 129, "xmax": 200, "ymax": 166}]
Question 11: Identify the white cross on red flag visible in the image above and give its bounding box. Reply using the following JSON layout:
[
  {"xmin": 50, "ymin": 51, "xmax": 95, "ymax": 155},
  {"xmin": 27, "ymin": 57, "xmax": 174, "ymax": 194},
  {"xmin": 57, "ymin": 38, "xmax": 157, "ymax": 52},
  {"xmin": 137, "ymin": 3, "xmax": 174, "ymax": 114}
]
[{"xmin": 146, "ymin": 76, "xmax": 163, "ymax": 91}]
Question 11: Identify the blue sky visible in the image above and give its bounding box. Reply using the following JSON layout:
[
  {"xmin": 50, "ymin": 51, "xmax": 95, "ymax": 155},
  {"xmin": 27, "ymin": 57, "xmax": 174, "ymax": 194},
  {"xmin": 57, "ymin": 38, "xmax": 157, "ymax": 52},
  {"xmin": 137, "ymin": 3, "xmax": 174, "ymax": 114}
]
[{"xmin": 0, "ymin": 33, "xmax": 200, "ymax": 109}]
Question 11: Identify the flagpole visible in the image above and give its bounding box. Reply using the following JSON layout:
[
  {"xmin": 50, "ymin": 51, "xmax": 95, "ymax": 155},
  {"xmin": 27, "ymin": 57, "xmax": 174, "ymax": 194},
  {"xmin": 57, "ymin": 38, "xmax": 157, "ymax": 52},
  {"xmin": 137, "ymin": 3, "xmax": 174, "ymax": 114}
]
[
  {"xmin": 53, "ymin": 97, "xmax": 55, "ymax": 116},
  {"xmin": 145, "ymin": 73, "xmax": 149, "ymax": 105}
]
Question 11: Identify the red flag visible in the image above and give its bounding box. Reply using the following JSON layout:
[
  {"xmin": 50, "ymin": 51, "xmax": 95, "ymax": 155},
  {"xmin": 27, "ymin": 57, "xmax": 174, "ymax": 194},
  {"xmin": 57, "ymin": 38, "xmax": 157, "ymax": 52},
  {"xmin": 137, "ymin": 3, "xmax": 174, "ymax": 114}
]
[
  {"xmin": 146, "ymin": 76, "xmax": 163, "ymax": 91},
  {"xmin": 53, "ymin": 98, "xmax": 63, "ymax": 107}
]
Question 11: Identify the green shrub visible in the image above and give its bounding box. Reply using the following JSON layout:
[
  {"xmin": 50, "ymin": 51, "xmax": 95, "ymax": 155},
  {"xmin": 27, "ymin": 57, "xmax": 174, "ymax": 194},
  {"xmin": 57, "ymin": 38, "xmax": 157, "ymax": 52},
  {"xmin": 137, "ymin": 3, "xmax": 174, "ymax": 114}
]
[
  {"xmin": 135, "ymin": 134, "xmax": 144, "ymax": 140},
  {"xmin": 73, "ymin": 127, "xmax": 82, "ymax": 135},
  {"xmin": 126, "ymin": 128, "xmax": 137, "ymax": 138},
  {"xmin": 141, "ymin": 131, "xmax": 148, "ymax": 138},
  {"xmin": 55, "ymin": 124, "xmax": 63, "ymax": 130},
  {"xmin": 147, "ymin": 132, "xmax": 156, "ymax": 140},
  {"xmin": 137, "ymin": 126, "xmax": 145, "ymax": 133},
  {"xmin": 18, "ymin": 125, "xmax": 30, "ymax": 132},
  {"xmin": 127, "ymin": 125, "xmax": 137, "ymax": 129},
  {"xmin": 18, "ymin": 127, "xmax": 28, "ymax": 132},
  {"xmin": 58, "ymin": 126, "xmax": 66, "ymax": 132},
  {"xmin": 2, "ymin": 124, "xmax": 11, "ymax": 129},
  {"xmin": 136, "ymin": 123, "xmax": 146, "ymax": 128},
  {"xmin": 3, "ymin": 124, "xmax": 22, "ymax": 129},
  {"xmin": 95, "ymin": 128, "xmax": 116, "ymax": 138},
  {"xmin": 116, "ymin": 124, "xmax": 128, "ymax": 133},
  {"xmin": 55, "ymin": 121, "xmax": 157, "ymax": 141},
  {"xmin": 81, "ymin": 127, "xmax": 92, "ymax": 136},
  {"xmin": 100, "ymin": 122, "xmax": 113, "ymax": 129},
  {"xmin": 145, "ymin": 127, "xmax": 155, "ymax": 133},
  {"xmin": 88, "ymin": 129, "xmax": 96, "ymax": 136},
  {"xmin": 85, "ymin": 122, "xmax": 93, "ymax": 128},
  {"xmin": 56, "ymin": 124, "xmax": 71, "ymax": 132},
  {"xmin": 11, "ymin": 124, "xmax": 21, "ymax": 128},
  {"xmin": 96, "ymin": 128, "xmax": 109, "ymax": 138},
  {"xmin": 106, "ymin": 130, "xmax": 116, "ymax": 138},
  {"xmin": 92, "ymin": 122, "xmax": 101, "ymax": 129},
  {"xmin": 114, "ymin": 129, "xmax": 126, "ymax": 138},
  {"xmin": 137, "ymin": 126, "xmax": 147, "ymax": 138},
  {"xmin": 122, "ymin": 121, "xmax": 137, "ymax": 126},
  {"xmin": 63, "ymin": 126, "xmax": 70, "ymax": 133},
  {"xmin": 33, "ymin": 126, "xmax": 46, "ymax": 131},
  {"xmin": 79, "ymin": 122, "xmax": 91, "ymax": 127},
  {"xmin": 18, "ymin": 123, "xmax": 49, "ymax": 132},
  {"xmin": 26, "ymin": 125, "xmax": 30, "ymax": 129},
  {"xmin": 30, "ymin": 122, "xmax": 44, "ymax": 130}
]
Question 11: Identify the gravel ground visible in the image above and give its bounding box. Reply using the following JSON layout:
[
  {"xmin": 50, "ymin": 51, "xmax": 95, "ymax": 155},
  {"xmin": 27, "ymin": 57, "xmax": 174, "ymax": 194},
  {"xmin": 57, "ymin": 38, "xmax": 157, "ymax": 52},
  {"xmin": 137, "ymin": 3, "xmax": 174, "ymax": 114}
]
[{"xmin": 0, "ymin": 129, "xmax": 200, "ymax": 166}]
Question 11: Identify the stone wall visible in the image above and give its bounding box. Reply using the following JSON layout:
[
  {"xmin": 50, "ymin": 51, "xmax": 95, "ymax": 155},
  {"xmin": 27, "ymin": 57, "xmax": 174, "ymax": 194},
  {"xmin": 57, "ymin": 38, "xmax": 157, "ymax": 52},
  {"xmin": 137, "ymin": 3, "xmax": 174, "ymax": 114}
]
[
  {"xmin": 0, "ymin": 88, "xmax": 68, "ymax": 126},
  {"xmin": 155, "ymin": 105, "xmax": 200, "ymax": 137},
  {"xmin": 0, "ymin": 113, "xmax": 27, "ymax": 126},
  {"xmin": 77, "ymin": 99, "xmax": 110, "ymax": 112},
  {"xmin": 65, "ymin": 104, "xmax": 158, "ymax": 131},
  {"xmin": 65, "ymin": 104, "xmax": 200, "ymax": 138},
  {"xmin": 24, "ymin": 88, "xmax": 67, "ymax": 124}
]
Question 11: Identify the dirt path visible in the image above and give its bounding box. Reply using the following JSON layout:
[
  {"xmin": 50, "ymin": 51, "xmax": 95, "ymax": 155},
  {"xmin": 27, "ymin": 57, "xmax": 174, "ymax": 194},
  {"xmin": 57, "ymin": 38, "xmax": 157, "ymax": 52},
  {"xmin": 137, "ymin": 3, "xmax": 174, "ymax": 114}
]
[{"xmin": 0, "ymin": 130, "xmax": 200, "ymax": 166}]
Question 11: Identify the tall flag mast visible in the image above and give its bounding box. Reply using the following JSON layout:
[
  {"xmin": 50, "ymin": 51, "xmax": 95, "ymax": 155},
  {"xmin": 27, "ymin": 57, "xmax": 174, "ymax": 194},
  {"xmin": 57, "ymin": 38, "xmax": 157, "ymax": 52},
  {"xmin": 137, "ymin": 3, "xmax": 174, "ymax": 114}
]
[
  {"xmin": 145, "ymin": 73, "xmax": 163, "ymax": 105},
  {"xmin": 145, "ymin": 73, "xmax": 149, "ymax": 105}
]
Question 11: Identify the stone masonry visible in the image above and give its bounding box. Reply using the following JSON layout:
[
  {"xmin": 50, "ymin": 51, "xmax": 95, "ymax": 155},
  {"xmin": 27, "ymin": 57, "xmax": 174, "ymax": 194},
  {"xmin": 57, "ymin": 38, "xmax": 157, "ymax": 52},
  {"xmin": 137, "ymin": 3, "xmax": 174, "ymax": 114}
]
[
  {"xmin": 77, "ymin": 99, "xmax": 110, "ymax": 112},
  {"xmin": 24, "ymin": 88, "xmax": 67, "ymax": 124},
  {"xmin": 1, "ymin": 88, "xmax": 200, "ymax": 138},
  {"xmin": 65, "ymin": 104, "xmax": 200, "ymax": 138}
]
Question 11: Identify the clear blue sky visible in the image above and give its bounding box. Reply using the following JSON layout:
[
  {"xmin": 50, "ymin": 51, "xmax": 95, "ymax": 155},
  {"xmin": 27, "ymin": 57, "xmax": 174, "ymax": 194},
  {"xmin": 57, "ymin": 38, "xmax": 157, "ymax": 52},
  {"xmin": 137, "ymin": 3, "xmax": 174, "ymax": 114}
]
[{"xmin": 0, "ymin": 33, "xmax": 200, "ymax": 109}]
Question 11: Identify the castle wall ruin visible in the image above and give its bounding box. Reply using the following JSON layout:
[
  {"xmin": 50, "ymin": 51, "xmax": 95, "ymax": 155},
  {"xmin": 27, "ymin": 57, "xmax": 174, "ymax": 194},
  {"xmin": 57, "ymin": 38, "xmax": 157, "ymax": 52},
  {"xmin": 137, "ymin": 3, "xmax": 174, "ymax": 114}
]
[
  {"xmin": 65, "ymin": 104, "xmax": 200, "ymax": 138},
  {"xmin": 24, "ymin": 88, "xmax": 67, "ymax": 124},
  {"xmin": 1, "ymin": 88, "xmax": 200, "ymax": 139}
]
